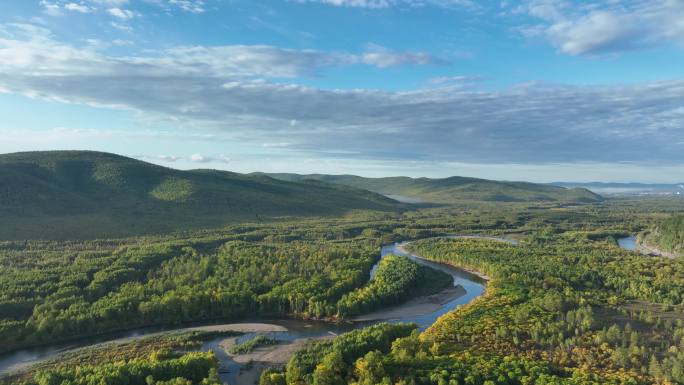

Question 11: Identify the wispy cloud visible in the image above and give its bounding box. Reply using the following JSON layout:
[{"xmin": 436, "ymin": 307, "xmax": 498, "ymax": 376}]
[
  {"xmin": 64, "ymin": 3, "xmax": 93, "ymax": 13},
  {"xmin": 138, "ymin": 153, "xmax": 231, "ymax": 164},
  {"xmin": 86, "ymin": 0, "xmax": 130, "ymax": 5},
  {"xmin": 517, "ymin": 0, "xmax": 684, "ymax": 55},
  {"xmin": 0, "ymin": 25, "xmax": 441, "ymax": 79},
  {"xmin": 361, "ymin": 43, "xmax": 445, "ymax": 67},
  {"xmin": 145, "ymin": 154, "xmax": 182, "ymax": 162},
  {"xmin": 0, "ymin": 23, "xmax": 683, "ymax": 167},
  {"xmin": 426, "ymin": 75, "xmax": 484, "ymax": 86},
  {"xmin": 168, "ymin": 0, "xmax": 206, "ymax": 14},
  {"xmin": 296, "ymin": 0, "xmax": 478, "ymax": 9},
  {"xmin": 40, "ymin": 0, "xmax": 64, "ymax": 16},
  {"xmin": 40, "ymin": 0, "xmax": 207, "ymax": 19},
  {"xmin": 107, "ymin": 7, "xmax": 138, "ymax": 20}
]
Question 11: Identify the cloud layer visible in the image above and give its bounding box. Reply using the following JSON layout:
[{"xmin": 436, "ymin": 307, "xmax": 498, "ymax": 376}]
[
  {"xmin": 0, "ymin": 23, "xmax": 683, "ymax": 166},
  {"xmin": 138, "ymin": 153, "xmax": 231, "ymax": 164},
  {"xmin": 41, "ymin": 0, "xmax": 207, "ymax": 15},
  {"xmin": 519, "ymin": 0, "xmax": 684, "ymax": 55}
]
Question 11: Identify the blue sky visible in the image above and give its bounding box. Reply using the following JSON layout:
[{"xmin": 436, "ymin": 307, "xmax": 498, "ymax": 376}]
[{"xmin": 0, "ymin": 0, "xmax": 683, "ymax": 182}]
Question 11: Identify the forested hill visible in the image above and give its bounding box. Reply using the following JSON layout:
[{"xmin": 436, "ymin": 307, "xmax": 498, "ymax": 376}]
[
  {"xmin": 258, "ymin": 173, "xmax": 603, "ymax": 204},
  {"xmin": 648, "ymin": 215, "xmax": 684, "ymax": 255},
  {"xmin": 0, "ymin": 151, "xmax": 400, "ymax": 239}
]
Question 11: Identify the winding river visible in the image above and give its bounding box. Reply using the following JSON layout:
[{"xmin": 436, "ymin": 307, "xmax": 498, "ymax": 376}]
[
  {"xmin": 617, "ymin": 235, "xmax": 675, "ymax": 258},
  {"xmin": 0, "ymin": 236, "xmax": 506, "ymax": 383}
]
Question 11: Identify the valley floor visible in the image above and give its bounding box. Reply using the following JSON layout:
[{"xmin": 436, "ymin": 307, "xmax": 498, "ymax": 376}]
[{"xmin": 3, "ymin": 200, "xmax": 684, "ymax": 385}]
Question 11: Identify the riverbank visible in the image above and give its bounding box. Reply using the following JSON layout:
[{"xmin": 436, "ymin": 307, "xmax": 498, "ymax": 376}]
[
  {"xmin": 351, "ymin": 285, "xmax": 466, "ymax": 322},
  {"xmin": 636, "ymin": 237, "xmax": 678, "ymax": 258},
  {"xmin": 445, "ymin": 234, "xmax": 519, "ymax": 246},
  {"xmin": 0, "ymin": 323, "xmax": 288, "ymax": 378},
  {"xmin": 620, "ymin": 234, "xmax": 679, "ymax": 258},
  {"xmin": 187, "ymin": 323, "xmax": 288, "ymax": 333},
  {"xmin": 396, "ymin": 243, "xmax": 492, "ymax": 281},
  {"xmin": 219, "ymin": 335, "xmax": 335, "ymax": 385}
]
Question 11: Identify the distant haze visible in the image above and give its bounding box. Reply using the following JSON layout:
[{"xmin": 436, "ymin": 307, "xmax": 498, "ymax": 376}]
[{"xmin": 553, "ymin": 182, "xmax": 684, "ymax": 196}]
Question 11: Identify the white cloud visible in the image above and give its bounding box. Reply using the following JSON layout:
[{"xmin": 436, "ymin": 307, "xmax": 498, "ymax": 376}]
[
  {"xmin": 136, "ymin": 153, "xmax": 231, "ymax": 164},
  {"xmin": 110, "ymin": 21, "xmax": 133, "ymax": 31},
  {"xmin": 112, "ymin": 39, "xmax": 134, "ymax": 46},
  {"xmin": 40, "ymin": 0, "xmax": 63, "ymax": 16},
  {"xmin": 64, "ymin": 3, "xmax": 93, "ymax": 13},
  {"xmin": 107, "ymin": 7, "xmax": 137, "ymax": 19},
  {"xmin": 152, "ymin": 154, "xmax": 182, "ymax": 162},
  {"xmin": 168, "ymin": 0, "xmax": 206, "ymax": 14},
  {"xmin": 189, "ymin": 153, "xmax": 205, "ymax": 162},
  {"xmin": 297, "ymin": 0, "xmax": 478, "ymax": 9},
  {"xmin": 139, "ymin": 0, "xmax": 206, "ymax": 13},
  {"xmin": 0, "ymin": 23, "xmax": 683, "ymax": 166},
  {"xmin": 86, "ymin": 0, "xmax": 129, "ymax": 5},
  {"xmin": 0, "ymin": 25, "xmax": 439, "ymax": 82},
  {"xmin": 189, "ymin": 153, "xmax": 231, "ymax": 163},
  {"xmin": 41, "ymin": 0, "xmax": 118, "ymax": 16},
  {"xmin": 361, "ymin": 43, "xmax": 442, "ymax": 67},
  {"xmin": 302, "ymin": 0, "xmax": 393, "ymax": 7},
  {"xmin": 519, "ymin": 0, "xmax": 684, "ymax": 55},
  {"xmin": 39, "ymin": 0, "xmax": 203, "ymax": 21},
  {"xmin": 121, "ymin": 44, "xmax": 441, "ymax": 78}
]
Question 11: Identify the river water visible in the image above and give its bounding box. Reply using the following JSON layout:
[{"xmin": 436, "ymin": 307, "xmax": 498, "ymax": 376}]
[
  {"xmin": 617, "ymin": 236, "xmax": 637, "ymax": 250},
  {"xmin": 0, "ymin": 237, "xmax": 490, "ymax": 381}
]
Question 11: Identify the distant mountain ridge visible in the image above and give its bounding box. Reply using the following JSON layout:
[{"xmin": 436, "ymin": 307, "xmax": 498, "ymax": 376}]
[
  {"xmin": 0, "ymin": 151, "xmax": 400, "ymax": 239},
  {"xmin": 553, "ymin": 182, "xmax": 684, "ymax": 196},
  {"xmin": 257, "ymin": 173, "xmax": 602, "ymax": 204}
]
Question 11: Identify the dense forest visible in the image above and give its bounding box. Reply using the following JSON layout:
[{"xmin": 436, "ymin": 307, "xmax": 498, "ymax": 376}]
[
  {"xmin": 0, "ymin": 151, "xmax": 400, "ymax": 239},
  {"xmin": 336, "ymin": 255, "xmax": 452, "ymax": 317},
  {"xmin": 273, "ymin": 323, "xmax": 417, "ymax": 385},
  {"xmin": 646, "ymin": 215, "xmax": 684, "ymax": 255},
  {"xmin": 269, "ymin": 227, "xmax": 684, "ymax": 384},
  {"xmin": 28, "ymin": 351, "xmax": 219, "ymax": 385},
  {"xmin": 0, "ymin": 215, "xmax": 458, "ymax": 354},
  {"xmin": 2, "ymin": 198, "xmax": 684, "ymax": 385},
  {"xmin": 5, "ymin": 331, "xmax": 230, "ymax": 385},
  {"xmin": 259, "ymin": 173, "xmax": 602, "ymax": 204}
]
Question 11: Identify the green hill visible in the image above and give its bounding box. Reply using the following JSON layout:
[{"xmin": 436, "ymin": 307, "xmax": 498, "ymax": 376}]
[
  {"xmin": 0, "ymin": 151, "xmax": 400, "ymax": 240},
  {"xmin": 645, "ymin": 215, "xmax": 684, "ymax": 255},
  {"xmin": 258, "ymin": 173, "xmax": 603, "ymax": 204}
]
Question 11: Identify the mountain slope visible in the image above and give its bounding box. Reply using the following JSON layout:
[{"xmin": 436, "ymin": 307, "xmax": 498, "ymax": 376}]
[
  {"xmin": 0, "ymin": 151, "xmax": 400, "ymax": 239},
  {"xmin": 259, "ymin": 173, "xmax": 602, "ymax": 204},
  {"xmin": 642, "ymin": 215, "xmax": 684, "ymax": 256}
]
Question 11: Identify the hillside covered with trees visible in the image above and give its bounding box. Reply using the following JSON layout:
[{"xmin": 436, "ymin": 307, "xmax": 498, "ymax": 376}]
[
  {"xmin": 645, "ymin": 215, "xmax": 684, "ymax": 255},
  {"xmin": 0, "ymin": 151, "xmax": 400, "ymax": 239},
  {"xmin": 259, "ymin": 173, "xmax": 602, "ymax": 204}
]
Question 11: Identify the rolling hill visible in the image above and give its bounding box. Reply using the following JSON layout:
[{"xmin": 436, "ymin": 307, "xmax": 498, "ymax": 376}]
[
  {"xmin": 258, "ymin": 173, "xmax": 603, "ymax": 204},
  {"xmin": 0, "ymin": 151, "xmax": 400, "ymax": 239}
]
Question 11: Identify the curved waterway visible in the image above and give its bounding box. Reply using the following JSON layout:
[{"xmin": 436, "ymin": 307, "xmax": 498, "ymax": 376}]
[
  {"xmin": 617, "ymin": 235, "xmax": 674, "ymax": 257},
  {"xmin": 0, "ymin": 236, "xmax": 503, "ymax": 383}
]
